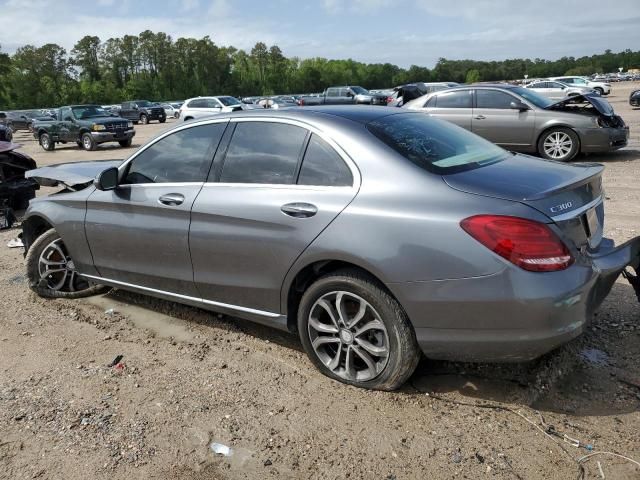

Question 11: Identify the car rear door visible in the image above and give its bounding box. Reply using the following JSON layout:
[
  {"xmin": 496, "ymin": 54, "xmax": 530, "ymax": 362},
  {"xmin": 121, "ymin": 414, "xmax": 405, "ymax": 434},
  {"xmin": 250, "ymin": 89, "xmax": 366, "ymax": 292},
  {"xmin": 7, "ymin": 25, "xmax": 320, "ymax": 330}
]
[
  {"xmin": 84, "ymin": 121, "xmax": 227, "ymax": 296},
  {"xmin": 189, "ymin": 119, "xmax": 358, "ymax": 316},
  {"xmin": 471, "ymin": 89, "xmax": 535, "ymax": 149},
  {"xmin": 423, "ymin": 89, "xmax": 473, "ymax": 130}
]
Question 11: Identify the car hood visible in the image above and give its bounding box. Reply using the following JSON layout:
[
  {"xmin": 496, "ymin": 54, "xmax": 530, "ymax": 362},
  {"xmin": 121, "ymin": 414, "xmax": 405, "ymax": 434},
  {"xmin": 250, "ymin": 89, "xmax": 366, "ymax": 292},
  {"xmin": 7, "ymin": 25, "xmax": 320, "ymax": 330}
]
[
  {"xmin": 26, "ymin": 159, "xmax": 122, "ymax": 187},
  {"xmin": 546, "ymin": 93, "xmax": 614, "ymax": 116},
  {"xmin": 85, "ymin": 117, "xmax": 127, "ymax": 125}
]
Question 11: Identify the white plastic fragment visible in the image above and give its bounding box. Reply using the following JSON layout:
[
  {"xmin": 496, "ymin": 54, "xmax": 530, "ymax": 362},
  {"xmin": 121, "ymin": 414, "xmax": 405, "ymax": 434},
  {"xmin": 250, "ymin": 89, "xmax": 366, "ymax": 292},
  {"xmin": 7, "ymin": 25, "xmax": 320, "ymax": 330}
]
[{"xmin": 210, "ymin": 442, "xmax": 233, "ymax": 456}]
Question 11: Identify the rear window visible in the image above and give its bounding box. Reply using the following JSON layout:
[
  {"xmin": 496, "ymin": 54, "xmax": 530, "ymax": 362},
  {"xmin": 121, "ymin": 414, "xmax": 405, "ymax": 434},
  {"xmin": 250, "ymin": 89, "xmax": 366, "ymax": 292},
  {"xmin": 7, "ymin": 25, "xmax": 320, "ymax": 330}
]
[{"xmin": 367, "ymin": 113, "xmax": 509, "ymax": 174}]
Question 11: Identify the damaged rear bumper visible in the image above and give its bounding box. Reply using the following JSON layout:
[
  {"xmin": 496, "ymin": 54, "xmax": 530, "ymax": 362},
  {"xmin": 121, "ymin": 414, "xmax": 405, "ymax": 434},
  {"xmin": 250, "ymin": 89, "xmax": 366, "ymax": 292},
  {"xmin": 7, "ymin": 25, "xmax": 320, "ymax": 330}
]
[{"xmin": 388, "ymin": 236, "xmax": 640, "ymax": 363}]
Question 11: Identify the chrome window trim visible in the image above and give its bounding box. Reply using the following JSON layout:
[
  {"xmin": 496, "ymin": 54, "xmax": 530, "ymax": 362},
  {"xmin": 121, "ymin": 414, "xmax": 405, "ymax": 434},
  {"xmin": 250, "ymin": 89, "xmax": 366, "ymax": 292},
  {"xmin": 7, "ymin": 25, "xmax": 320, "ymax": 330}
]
[
  {"xmin": 117, "ymin": 115, "xmax": 361, "ymax": 189},
  {"xmin": 81, "ymin": 274, "xmax": 283, "ymax": 319}
]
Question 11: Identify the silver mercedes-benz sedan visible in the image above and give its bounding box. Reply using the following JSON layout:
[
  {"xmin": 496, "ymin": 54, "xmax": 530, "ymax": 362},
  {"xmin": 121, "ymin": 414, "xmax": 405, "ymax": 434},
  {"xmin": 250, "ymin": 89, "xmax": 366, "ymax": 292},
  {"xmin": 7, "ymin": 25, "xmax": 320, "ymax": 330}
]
[
  {"xmin": 22, "ymin": 106, "xmax": 640, "ymax": 390},
  {"xmin": 403, "ymin": 84, "xmax": 628, "ymax": 162}
]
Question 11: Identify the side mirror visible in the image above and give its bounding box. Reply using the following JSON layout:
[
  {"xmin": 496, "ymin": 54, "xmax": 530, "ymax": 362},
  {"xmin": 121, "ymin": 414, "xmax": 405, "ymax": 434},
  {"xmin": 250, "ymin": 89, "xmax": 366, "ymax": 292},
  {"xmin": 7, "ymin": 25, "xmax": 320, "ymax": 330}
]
[
  {"xmin": 510, "ymin": 101, "xmax": 529, "ymax": 112},
  {"xmin": 346, "ymin": 91, "xmax": 354, "ymax": 98},
  {"xmin": 94, "ymin": 167, "xmax": 119, "ymax": 191}
]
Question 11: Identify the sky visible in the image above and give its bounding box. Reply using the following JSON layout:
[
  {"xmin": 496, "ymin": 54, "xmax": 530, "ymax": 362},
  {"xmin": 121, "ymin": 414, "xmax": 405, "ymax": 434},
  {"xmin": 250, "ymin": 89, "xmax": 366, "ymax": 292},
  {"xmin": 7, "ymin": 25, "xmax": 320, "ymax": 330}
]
[{"xmin": 1, "ymin": 0, "xmax": 639, "ymax": 68}]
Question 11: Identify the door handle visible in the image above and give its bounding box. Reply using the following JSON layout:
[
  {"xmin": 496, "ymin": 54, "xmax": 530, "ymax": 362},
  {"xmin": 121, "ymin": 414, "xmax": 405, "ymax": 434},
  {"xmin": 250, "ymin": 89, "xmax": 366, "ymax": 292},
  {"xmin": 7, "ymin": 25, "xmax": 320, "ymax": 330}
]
[
  {"xmin": 281, "ymin": 202, "xmax": 318, "ymax": 218},
  {"xmin": 474, "ymin": 115, "xmax": 486, "ymax": 120},
  {"xmin": 158, "ymin": 193, "xmax": 185, "ymax": 206}
]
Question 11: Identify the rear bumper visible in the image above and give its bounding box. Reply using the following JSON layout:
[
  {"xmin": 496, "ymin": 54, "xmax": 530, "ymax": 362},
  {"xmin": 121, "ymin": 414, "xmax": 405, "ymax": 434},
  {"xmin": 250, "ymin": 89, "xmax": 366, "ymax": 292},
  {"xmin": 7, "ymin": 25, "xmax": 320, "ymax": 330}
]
[
  {"xmin": 578, "ymin": 126, "xmax": 629, "ymax": 152},
  {"xmin": 388, "ymin": 236, "xmax": 640, "ymax": 362},
  {"xmin": 91, "ymin": 130, "xmax": 135, "ymax": 143}
]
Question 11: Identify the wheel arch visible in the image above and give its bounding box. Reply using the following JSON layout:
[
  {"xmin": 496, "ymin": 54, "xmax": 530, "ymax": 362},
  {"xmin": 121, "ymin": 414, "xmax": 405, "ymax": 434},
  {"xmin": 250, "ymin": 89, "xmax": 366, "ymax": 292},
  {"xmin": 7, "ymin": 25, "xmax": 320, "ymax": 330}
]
[
  {"xmin": 22, "ymin": 214, "xmax": 54, "ymax": 253},
  {"xmin": 283, "ymin": 259, "xmax": 401, "ymax": 333}
]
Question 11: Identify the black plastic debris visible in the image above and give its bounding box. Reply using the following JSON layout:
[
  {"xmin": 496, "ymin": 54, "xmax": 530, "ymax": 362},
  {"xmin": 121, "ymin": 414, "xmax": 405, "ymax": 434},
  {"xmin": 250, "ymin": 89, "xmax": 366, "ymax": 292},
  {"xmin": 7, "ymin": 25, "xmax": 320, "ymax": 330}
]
[{"xmin": 107, "ymin": 354, "xmax": 124, "ymax": 367}]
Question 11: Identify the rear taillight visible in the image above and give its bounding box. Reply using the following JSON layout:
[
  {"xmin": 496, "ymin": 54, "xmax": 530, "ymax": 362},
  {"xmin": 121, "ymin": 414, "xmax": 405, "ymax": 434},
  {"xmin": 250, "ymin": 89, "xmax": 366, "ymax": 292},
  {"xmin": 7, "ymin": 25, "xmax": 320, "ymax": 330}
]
[{"xmin": 460, "ymin": 215, "xmax": 573, "ymax": 272}]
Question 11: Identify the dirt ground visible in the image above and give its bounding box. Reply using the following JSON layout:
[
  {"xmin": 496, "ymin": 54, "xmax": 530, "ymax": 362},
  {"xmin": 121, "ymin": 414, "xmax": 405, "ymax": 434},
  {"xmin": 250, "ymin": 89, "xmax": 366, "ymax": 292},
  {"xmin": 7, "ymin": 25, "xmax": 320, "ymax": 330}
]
[{"xmin": 2, "ymin": 86, "xmax": 640, "ymax": 480}]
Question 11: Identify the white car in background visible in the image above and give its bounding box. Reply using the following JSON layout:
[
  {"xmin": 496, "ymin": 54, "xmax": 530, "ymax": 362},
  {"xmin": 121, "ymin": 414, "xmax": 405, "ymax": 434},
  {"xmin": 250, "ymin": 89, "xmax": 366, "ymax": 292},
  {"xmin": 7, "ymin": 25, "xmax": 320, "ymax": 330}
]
[
  {"xmin": 179, "ymin": 96, "xmax": 246, "ymax": 121},
  {"xmin": 525, "ymin": 80, "xmax": 597, "ymax": 101},
  {"xmin": 159, "ymin": 103, "xmax": 179, "ymax": 118},
  {"xmin": 549, "ymin": 76, "xmax": 611, "ymax": 96}
]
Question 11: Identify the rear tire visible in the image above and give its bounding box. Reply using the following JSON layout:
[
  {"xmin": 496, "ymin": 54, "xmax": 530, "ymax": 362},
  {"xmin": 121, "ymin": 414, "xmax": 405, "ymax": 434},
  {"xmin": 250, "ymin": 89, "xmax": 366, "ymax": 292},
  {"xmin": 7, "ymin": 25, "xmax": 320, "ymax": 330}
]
[
  {"xmin": 537, "ymin": 127, "xmax": 579, "ymax": 162},
  {"xmin": 297, "ymin": 269, "xmax": 420, "ymax": 391},
  {"xmin": 39, "ymin": 133, "xmax": 55, "ymax": 151},
  {"xmin": 81, "ymin": 132, "xmax": 96, "ymax": 151},
  {"xmin": 26, "ymin": 228, "xmax": 111, "ymax": 299},
  {"xmin": 159, "ymin": 117, "xmax": 166, "ymax": 123}
]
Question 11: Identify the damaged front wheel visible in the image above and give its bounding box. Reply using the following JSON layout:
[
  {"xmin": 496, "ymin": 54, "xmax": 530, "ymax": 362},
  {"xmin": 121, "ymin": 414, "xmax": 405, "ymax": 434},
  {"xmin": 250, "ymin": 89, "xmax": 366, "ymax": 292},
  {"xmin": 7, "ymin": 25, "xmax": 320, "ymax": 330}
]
[{"xmin": 26, "ymin": 228, "xmax": 110, "ymax": 299}]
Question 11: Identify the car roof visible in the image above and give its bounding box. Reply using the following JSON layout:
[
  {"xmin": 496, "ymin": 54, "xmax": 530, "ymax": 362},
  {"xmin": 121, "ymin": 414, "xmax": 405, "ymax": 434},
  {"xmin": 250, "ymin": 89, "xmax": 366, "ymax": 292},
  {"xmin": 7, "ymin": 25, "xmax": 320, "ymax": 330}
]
[{"xmin": 196, "ymin": 105, "xmax": 411, "ymax": 125}]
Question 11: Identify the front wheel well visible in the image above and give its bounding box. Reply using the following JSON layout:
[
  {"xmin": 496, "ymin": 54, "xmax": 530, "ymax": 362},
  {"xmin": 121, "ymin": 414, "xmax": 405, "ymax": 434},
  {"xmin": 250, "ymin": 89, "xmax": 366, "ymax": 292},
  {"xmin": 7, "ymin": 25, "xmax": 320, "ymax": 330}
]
[
  {"xmin": 285, "ymin": 260, "xmax": 396, "ymax": 333},
  {"xmin": 22, "ymin": 216, "xmax": 53, "ymax": 253}
]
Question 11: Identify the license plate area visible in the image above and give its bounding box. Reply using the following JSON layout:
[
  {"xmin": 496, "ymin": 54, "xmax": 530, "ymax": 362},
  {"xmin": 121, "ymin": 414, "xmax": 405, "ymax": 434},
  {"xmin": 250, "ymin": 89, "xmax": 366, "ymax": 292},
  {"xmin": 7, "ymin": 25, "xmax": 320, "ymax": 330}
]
[{"xmin": 584, "ymin": 207, "xmax": 599, "ymax": 239}]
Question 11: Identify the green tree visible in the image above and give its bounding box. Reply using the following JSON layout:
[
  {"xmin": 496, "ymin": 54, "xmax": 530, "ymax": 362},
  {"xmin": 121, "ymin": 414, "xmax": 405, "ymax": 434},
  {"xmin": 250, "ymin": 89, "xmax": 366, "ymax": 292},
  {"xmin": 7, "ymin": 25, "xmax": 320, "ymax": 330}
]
[{"xmin": 465, "ymin": 69, "xmax": 481, "ymax": 83}]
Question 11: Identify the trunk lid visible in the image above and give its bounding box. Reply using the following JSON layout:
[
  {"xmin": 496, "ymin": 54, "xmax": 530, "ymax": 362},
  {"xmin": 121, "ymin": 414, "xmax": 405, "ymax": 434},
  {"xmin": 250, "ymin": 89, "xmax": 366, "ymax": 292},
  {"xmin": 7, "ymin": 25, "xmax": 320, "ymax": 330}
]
[{"xmin": 443, "ymin": 154, "xmax": 604, "ymax": 249}]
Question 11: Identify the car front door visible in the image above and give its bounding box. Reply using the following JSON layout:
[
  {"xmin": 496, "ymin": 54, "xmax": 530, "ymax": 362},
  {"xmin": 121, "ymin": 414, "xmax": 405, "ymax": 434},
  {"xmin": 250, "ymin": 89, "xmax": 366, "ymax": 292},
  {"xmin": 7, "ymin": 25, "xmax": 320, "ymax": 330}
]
[
  {"xmin": 423, "ymin": 89, "xmax": 473, "ymax": 130},
  {"xmin": 119, "ymin": 102, "xmax": 133, "ymax": 121},
  {"xmin": 189, "ymin": 119, "xmax": 358, "ymax": 317},
  {"xmin": 83, "ymin": 122, "xmax": 227, "ymax": 296},
  {"xmin": 471, "ymin": 89, "xmax": 536, "ymax": 150},
  {"xmin": 546, "ymin": 82, "xmax": 568, "ymax": 100}
]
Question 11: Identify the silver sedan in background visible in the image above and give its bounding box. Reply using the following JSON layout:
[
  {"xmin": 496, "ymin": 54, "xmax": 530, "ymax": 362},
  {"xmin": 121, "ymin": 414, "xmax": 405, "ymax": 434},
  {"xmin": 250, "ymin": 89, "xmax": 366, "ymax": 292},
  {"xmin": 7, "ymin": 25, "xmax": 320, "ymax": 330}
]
[
  {"xmin": 404, "ymin": 84, "xmax": 628, "ymax": 161},
  {"xmin": 525, "ymin": 80, "xmax": 597, "ymax": 101}
]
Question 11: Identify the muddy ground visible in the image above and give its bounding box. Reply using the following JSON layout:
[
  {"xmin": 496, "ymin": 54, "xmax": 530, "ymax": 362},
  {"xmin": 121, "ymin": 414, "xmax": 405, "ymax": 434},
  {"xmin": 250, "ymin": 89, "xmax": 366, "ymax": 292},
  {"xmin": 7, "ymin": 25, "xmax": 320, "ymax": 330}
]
[{"xmin": 2, "ymin": 85, "xmax": 640, "ymax": 480}]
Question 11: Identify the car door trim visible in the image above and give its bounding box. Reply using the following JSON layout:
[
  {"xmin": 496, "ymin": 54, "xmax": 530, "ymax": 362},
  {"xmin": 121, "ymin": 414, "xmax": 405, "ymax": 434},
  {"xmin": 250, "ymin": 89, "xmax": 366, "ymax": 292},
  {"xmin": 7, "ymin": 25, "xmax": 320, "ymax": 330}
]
[{"xmin": 80, "ymin": 273, "xmax": 285, "ymax": 319}]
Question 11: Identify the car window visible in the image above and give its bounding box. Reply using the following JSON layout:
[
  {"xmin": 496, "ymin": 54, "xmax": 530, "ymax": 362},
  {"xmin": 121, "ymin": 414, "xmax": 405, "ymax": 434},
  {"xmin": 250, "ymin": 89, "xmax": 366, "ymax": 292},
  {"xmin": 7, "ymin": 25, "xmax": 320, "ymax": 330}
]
[
  {"xmin": 559, "ymin": 78, "xmax": 572, "ymax": 84},
  {"xmin": 220, "ymin": 122, "xmax": 307, "ymax": 184},
  {"xmin": 423, "ymin": 96, "xmax": 437, "ymax": 108},
  {"xmin": 123, "ymin": 123, "xmax": 225, "ymax": 184},
  {"xmin": 187, "ymin": 99, "xmax": 204, "ymax": 108},
  {"xmin": 476, "ymin": 90, "xmax": 516, "ymax": 109},
  {"xmin": 205, "ymin": 98, "xmax": 220, "ymax": 108},
  {"xmin": 530, "ymin": 82, "xmax": 546, "ymax": 88},
  {"xmin": 432, "ymin": 90, "xmax": 472, "ymax": 108},
  {"xmin": 326, "ymin": 88, "xmax": 339, "ymax": 97},
  {"xmin": 549, "ymin": 82, "xmax": 564, "ymax": 88},
  {"xmin": 298, "ymin": 134, "xmax": 353, "ymax": 187},
  {"xmin": 367, "ymin": 113, "xmax": 509, "ymax": 175}
]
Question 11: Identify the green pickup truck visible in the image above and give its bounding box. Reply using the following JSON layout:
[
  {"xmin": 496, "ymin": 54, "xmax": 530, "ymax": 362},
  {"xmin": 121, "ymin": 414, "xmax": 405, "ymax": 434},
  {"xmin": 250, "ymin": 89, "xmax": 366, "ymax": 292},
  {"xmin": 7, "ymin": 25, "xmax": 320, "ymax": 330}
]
[{"xmin": 33, "ymin": 105, "xmax": 135, "ymax": 151}]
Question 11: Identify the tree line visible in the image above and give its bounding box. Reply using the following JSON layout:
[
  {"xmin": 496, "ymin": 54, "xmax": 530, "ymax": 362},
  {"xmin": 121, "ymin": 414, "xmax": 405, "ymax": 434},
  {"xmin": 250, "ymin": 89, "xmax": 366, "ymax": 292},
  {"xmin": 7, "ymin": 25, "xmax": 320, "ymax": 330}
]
[{"xmin": 0, "ymin": 31, "xmax": 638, "ymax": 109}]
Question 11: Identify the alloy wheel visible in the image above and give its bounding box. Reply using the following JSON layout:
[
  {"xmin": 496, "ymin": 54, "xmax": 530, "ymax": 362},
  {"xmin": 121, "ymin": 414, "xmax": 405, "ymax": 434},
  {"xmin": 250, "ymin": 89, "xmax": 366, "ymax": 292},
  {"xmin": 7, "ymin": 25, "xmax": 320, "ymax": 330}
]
[
  {"xmin": 543, "ymin": 131, "xmax": 573, "ymax": 160},
  {"xmin": 308, "ymin": 291, "xmax": 390, "ymax": 382},
  {"xmin": 83, "ymin": 135, "xmax": 92, "ymax": 150},
  {"xmin": 37, "ymin": 238, "xmax": 86, "ymax": 292}
]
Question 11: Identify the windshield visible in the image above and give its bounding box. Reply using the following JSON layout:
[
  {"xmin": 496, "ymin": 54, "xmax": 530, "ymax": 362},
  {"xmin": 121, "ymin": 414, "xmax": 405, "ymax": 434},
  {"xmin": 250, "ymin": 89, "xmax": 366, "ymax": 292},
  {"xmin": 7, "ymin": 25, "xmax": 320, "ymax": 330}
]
[
  {"xmin": 218, "ymin": 96, "xmax": 241, "ymax": 106},
  {"xmin": 71, "ymin": 106, "xmax": 110, "ymax": 119},
  {"xmin": 351, "ymin": 86, "xmax": 369, "ymax": 95},
  {"xmin": 510, "ymin": 87, "xmax": 554, "ymax": 108},
  {"xmin": 367, "ymin": 113, "xmax": 509, "ymax": 174}
]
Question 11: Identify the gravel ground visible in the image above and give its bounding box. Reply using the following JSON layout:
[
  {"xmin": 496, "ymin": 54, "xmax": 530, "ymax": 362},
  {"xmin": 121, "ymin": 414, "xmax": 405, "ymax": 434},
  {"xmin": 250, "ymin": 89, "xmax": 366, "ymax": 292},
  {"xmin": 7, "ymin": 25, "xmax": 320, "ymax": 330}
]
[{"xmin": 1, "ymin": 85, "xmax": 640, "ymax": 480}]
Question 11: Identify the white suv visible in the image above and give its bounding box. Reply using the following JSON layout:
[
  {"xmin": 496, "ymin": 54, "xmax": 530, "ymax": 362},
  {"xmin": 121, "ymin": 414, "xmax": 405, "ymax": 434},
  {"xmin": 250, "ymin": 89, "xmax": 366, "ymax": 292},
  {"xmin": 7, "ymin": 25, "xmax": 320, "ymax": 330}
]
[
  {"xmin": 179, "ymin": 96, "xmax": 246, "ymax": 121},
  {"xmin": 549, "ymin": 76, "xmax": 611, "ymax": 96}
]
